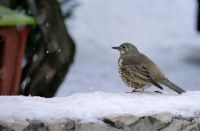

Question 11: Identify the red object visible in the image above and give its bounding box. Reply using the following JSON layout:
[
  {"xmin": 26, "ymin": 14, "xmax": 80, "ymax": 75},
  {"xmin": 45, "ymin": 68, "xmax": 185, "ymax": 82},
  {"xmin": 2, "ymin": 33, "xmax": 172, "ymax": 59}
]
[{"xmin": 0, "ymin": 26, "xmax": 29, "ymax": 95}]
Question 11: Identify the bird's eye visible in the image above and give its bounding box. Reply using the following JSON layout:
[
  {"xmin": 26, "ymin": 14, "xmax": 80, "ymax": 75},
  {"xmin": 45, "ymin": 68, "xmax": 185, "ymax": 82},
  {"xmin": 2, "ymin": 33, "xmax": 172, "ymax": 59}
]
[{"xmin": 122, "ymin": 46, "xmax": 126, "ymax": 49}]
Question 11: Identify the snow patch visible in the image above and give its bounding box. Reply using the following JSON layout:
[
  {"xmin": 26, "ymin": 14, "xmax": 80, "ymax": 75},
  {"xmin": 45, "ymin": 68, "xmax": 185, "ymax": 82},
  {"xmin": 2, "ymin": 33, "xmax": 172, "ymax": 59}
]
[{"xmin": 1, "ymin": 91, "xmax": 200, "ymax": 122}]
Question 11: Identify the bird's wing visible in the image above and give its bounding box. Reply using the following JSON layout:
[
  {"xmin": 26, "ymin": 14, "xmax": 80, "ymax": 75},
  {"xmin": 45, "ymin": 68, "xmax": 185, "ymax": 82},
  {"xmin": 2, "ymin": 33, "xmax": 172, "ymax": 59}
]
[
  {"xmin": 124, "ymin": 64, "xmax": 151, "ymax": 80},
  {"xmin": 125, "ymin": 64, "xmax": 163, "ymax": 90}
]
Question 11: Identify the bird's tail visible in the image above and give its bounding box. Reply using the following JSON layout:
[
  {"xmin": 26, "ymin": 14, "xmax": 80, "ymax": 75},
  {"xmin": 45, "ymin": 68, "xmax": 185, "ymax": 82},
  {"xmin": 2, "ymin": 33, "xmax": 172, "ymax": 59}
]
[{"xmin": 161, "ymin": 78, "xmax": 185, "ymax": 94}]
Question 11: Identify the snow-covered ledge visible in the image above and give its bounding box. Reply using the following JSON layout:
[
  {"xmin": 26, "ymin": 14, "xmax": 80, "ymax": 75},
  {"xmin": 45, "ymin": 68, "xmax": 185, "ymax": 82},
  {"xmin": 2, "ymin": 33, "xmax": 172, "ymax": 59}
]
[{"xmin": 0, "ymin": 92, "xmax": 200, "ymax": 131}]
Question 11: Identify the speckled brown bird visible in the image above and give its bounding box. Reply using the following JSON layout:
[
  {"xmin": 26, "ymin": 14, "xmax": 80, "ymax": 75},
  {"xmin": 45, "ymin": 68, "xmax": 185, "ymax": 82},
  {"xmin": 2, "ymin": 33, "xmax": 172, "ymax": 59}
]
[{"xmin": 112, "ymin": 43, "xmax": 185, "ymax": 94}]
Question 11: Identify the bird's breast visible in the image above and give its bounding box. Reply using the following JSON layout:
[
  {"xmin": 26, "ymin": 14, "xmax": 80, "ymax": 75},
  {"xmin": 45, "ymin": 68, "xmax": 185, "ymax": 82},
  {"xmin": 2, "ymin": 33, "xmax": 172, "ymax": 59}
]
[
  {"xmin": 118, "ymin": 58, "xmax": 131, "ymax": 87},
  {"xmin": 118, "ymin": 58, "xmax": 124, "ymax": 77},
  {"xmin": 117, "ymin": 58, "xmax": 148, "ymax": 89}
]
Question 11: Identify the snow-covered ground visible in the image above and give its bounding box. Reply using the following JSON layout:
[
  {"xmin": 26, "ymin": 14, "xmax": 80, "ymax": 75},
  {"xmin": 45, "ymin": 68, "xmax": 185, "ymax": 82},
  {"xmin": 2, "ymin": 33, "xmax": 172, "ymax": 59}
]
[
  {"xmin": 1, "ymin": 92, "xmax": 200, "ymax": 122},
  {"xmin": 57, "ymin": 0, "xmax": 200, "ymax": 96}
]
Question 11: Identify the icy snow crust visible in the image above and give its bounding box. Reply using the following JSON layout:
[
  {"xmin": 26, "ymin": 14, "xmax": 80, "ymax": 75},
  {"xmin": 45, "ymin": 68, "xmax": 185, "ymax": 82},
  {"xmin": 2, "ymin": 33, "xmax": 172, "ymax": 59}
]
[{"xmin": 1, "ymin": 92, "xmax": 200, "ymax": 122}]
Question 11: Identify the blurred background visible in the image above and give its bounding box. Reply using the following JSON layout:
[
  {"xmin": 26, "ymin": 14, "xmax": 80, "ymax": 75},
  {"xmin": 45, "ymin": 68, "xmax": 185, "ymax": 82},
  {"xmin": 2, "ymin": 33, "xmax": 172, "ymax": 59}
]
[
  {"xmin": 0, "ymin": 0, "xmax": 199, "ymax": 97},
  {"xmin": 57, "ymin": 0, "xmax": 200, "ymax": 96}
]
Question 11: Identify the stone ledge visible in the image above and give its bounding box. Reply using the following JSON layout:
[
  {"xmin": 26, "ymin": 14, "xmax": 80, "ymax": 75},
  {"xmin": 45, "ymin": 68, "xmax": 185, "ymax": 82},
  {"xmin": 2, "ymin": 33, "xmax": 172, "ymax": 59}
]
[{"xmin": 1, "ymin": 113, "xmax": 200, "ymax": 131}]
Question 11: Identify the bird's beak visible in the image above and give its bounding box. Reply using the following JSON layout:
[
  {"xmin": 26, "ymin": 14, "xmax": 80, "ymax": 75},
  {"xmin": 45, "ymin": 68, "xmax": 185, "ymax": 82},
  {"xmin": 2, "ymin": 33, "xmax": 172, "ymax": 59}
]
[{"xmin": 112, "ymin": 46, "xmax": 120, "ymax": 50}]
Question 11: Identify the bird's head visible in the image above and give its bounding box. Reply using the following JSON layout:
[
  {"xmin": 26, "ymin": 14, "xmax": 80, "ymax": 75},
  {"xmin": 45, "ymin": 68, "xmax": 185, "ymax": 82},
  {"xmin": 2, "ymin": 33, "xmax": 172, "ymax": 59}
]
[{"xmin": 112, "ymin": 43, "xmax": 140, "ymax": 56}]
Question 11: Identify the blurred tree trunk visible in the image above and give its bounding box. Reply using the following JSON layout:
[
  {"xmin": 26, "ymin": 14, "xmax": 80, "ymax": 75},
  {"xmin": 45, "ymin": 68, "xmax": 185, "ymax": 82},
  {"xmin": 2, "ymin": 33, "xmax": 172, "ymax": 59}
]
[
  {"xmin": 21, "ymin": 0, "xmax": 75, "ymax": 97},
  {"xmin": 0, "ymin": 0, "xmax": 76, "ymax": 97},
  {"xmin": 197, "ymin": 0, "xmax": 200, "ymax": 32}
]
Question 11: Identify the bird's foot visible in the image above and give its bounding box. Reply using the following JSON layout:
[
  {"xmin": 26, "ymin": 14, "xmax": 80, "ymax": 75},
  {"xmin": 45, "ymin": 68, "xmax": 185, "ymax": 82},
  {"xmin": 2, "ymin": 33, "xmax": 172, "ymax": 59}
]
[
  {"xmin": 126, "ymin": 89, "xmax": 136, "ymax": 93},
  {"xmin": 126, "ymin": 89, "xmax": 143, "ymax": 93},
  {"xmin": 154, "ymin": 91, "xmax": 163, "ymax": 94},
  {"xmin": 126, "ymin": 91, "xmax": 134, "ymax": 93}
]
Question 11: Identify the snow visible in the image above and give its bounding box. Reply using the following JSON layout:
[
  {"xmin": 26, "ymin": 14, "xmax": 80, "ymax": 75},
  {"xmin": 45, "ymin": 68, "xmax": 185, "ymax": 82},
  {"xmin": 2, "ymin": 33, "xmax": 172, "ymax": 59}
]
[
  {"xmin": 56, "ymin": 0, "xmax": 200, "ymax": 96},
  {"xmin": 1, "ymin": 92, "xmax": 200, "ymax": 122}
]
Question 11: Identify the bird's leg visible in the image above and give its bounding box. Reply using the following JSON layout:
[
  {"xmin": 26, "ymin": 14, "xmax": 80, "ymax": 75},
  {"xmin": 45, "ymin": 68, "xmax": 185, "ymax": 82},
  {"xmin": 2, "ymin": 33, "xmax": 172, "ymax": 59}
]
[
  {"xmin": 132, "ymin": 88, "xmax": 137, "ymax": 92},
  {"xmin": 126, "ymin": 88, "xmax": 137, "ymax": 93},
  {"xmin": 135, "ymin": 88, "xmax": 145, "ymax": 93}
]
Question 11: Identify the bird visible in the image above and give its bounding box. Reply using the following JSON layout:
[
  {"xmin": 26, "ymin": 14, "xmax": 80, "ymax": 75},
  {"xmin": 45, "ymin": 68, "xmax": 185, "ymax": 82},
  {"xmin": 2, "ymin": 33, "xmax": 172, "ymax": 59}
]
[{"xmin": 112, "ymin": 42, "xmax": 185, "ymax": 94}]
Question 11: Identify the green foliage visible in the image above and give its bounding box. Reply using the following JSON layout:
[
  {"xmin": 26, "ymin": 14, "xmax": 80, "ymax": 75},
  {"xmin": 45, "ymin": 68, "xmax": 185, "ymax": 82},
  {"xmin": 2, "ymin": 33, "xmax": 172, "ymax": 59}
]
[{"xmin": 0, "ymin": 5, "xmax": 35, "ymax": 26}]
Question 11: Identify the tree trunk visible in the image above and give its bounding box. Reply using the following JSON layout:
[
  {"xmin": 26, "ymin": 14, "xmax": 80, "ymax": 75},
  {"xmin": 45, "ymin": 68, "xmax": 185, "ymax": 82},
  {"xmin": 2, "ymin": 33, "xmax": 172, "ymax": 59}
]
[
  {"xmin": 197, "ymin": 0, "xmax": 200, "ymax": 32},
  {"xmin": 20, "ymin": 0, "xmax": 75, "ymax": 97}
]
